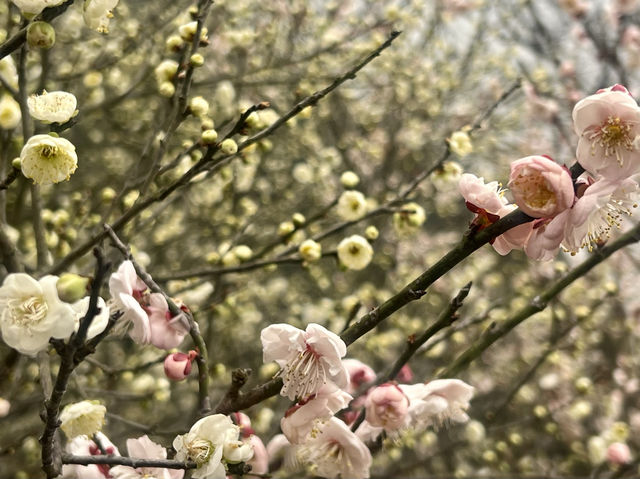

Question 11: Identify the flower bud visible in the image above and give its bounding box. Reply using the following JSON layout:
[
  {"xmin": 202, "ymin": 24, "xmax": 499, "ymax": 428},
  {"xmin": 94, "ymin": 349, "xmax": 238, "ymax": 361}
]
[
  {"xmin": 220, "ymin": 138, "xmax": 238, "ymax": 155},
  {"xmin": 340, "ymin": 170, "xmax": 360, "ymax": 188},
  {"xmin": 165, "ymin": 34, "xmax": 183, "ymax": 52},
  {"xmin": 164, "ymin": 351, "xmax": 197, "ymax": 381},
  {"xmin": 278, "ymin": 221, "xmax": 295, "ymax": 237},
  {"xmin": 189, "ymin": 96, "xmax": 209, "ymax": 117},
  {"xmin": 365, "ymin": 225, "xmax": 379, "ymax": 241},
  {"xmin": 158, "ymin": 81, "xmax": 175, "ymax": 98},
  {"xmin": 201, "ymin": 129, "xmax": 218, "ymax": 144},
  {"xmin": 11, "ymin": 158, "xmax": 21, "ymax": 169},
  {"xmin": 292, "ymin": 212, "xmax": 306, "ymax": 227},
  {"xmin": 448, "ymin": 130, "xmax": 473, "ymax": 157},
  {"xmin": 245, "ymin": 111, "xmax": 261, "ymax": 129},
  {"xmin": 56, "ymin": 273, "xmax": 90, "ymax": 303},
  {"xmin": 299, "ymin": 239, "xmax": 322, "ymax": 262},
  {"xmin": 508, "ymin": 155, "xmax": 574, "ymax": 218},
  {"xmin": 27, "ymin": 21, "xmax": 55, "ymax": 49},
  {"xmin": 189, "ymin": 53, "xmax": 204, "ymax": 67},
  {"xmin": 365, "ymin": 383, "xmax": 409, "ymax": 430},
  {"xmin": 607, "ymin": 442, "xmax": 632, "ymax": 465}
]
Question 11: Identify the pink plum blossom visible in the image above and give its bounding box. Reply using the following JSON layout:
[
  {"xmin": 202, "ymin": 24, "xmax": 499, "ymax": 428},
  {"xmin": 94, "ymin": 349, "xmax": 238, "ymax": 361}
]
[
  {"xmin": 396, "ymin": 364, "xmax": 413, "ymax": 383},
  {"xmin": 146, "ymin": 293, "xmax": 189, "ymax": 349},
  {"xmin": 164, "ymin": 351, "xmax": 197, "ymax": 381},
  {"xmin": 343, "ymin": 358, "xmax": 376, "ymax": 394},
  {"xmin": 523, "ymin": 210, "xmax": 572, "ymax": 261},
  {"xmin": 573, "ymin": 84, "xmax": 640, "ymax": 180},
  {"xmin": 400, "ymin": 379, "xmax": 474, "ymax": 428},
  {"xmin": 110, "ymin": 435, "xmax": 184, "ymax": 479},
  {"xmin": 562, "ymin": 177, "xmax": 638, "ymax": 252},
  {"xmin": 281, "ymin": 383, "xmax": 352, "ymax": 444},
  {"xmin": 508, "ymin": 155, "xmax": 574, "ymax": 218},
  {"xmin": 299, "ymin": 417, "xmax": 372, "ymax": 479},
  {"xmin": 364, "ymin": 383, "xmax": 409, "ymax": 431},
  {"xmin": 246, "ymin": 434, "xmax": 269, "ymax": 475},
  {"xmin": 61, "ymin": 432, "xmax": 120, "ymax": 479},
  {"xmin": 261, "ymin": 323, "xmax": 349, "ymax": 400},
  {"xmin": 607, "ymin": 442, "xmax": 632, "ymax": 465}
]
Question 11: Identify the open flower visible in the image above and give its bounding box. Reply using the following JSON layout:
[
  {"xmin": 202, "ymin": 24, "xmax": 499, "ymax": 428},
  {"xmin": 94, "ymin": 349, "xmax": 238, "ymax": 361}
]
[
  {"xmin": 393, "ymin": 202, "xmax": 426, "ymax": 235},
  {"xmin": 71, "ymin": 296, "xmax": 110, "ymax": 340},
  {"xmin": 84, "ymin": 0, "xmax": 120, "ymax": 33},
  {"xmin": 573, "ymin": 84, "xmax": 640, "ymax": 180},
  {"xmin": 364, "ymin": 383, "xmax": 410, "ymax": 431},
  {"xmin": 448, "ymin": 130, "xmax": 473, "ymax": 157},
  {"xmin": 0, "ymin": 94, "xmax": 21, "ymax": 129},
  {"xmin": 28, "ymin": 90, "xmax": 77, "ymax": 124},
  {"xmin": 0, "ymin": 273, "xmax": 76, "ymax": 356},
  {"xmin": 110, "ymin": 435, "xmax": 184, "ymax": 479},
  {"xmin": 261, "ymin": 323, "xmax": 349, "ymax": 400},
  {"xmin": 400, "ymin": 379, "xmax": 474, "ymax": 428},
  {"xmin": 147, "ymin": 293, "xmax": 189, "ymax": 350},
  {"xmin": 337, "ymin": 235, "xmax": 373, "ymax": 270},
  {"xmin": 336, "ymin": 190, "xmax": 368, "ymax": 221},
  {"xmin": 343, "ymin": 358, "xmax": 376, "ymax": 394},
  {"xmin": 60, "ymin": 400, "xmax": 106, "ymax": 438},
  {"xmin": 299, "ymin": 417, "xmax": 372, "ymax": 479},
  {"xmin": 173, "ymin": 414, "xmax": 252, "ymax": 479},
  {"xmin": 508, "ymin": 155, "xmax": 574, "ymax": 218},
  {"xmin": 109, "ymin": 260, "xmax": 151, "ymax": 343},
  {"xmin": 11, "ymin": 0, "xmax": 64, "ymax": 15},
  {"xmin": 281, "ymin": 383, "xmax": 353, "ymax": 444},
  {"xmin": 20, "ymin": 134, "xmax": 78, "ymax": 185},
  {"xmin": 61, "ymin": 432, "xmax": 119, "ymax": 479}
]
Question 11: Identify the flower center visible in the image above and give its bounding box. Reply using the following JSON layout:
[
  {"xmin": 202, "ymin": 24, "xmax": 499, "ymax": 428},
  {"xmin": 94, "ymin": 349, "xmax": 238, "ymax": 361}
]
[
  {"xmin": 187, "ymin": 438, "xmax": 215, "ymax": 466},
  {"xmin": 579, "ymin": 196, "xmax": 637, "ymax": 252},
  {"xmin": 511, "ymin": 170, "xmax": 556, "ymax": 210},
  {"xmin": 4, "ymin": 295, "xmax": 48, "ymax": 326},
  {"xmin": 589, "ymin": 116, "xmax": 634, "ymax": 166},
  {"xmin": 348, "ymin": 244, "xmax": 361, "ymax": 255},
  {"xmin": 38, "ymin": 144, "xmax": 59, "ymax": 160},
  {"xmin": 280, "ymin": 344, "xmax": 327, "ymax": 400}
]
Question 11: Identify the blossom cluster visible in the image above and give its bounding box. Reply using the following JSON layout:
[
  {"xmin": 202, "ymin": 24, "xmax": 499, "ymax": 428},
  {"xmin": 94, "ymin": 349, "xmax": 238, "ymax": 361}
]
[
  {"xmin": 460, "ymin": 84, "xmax": 640, "ymax": 260},
  {"xmin": 261, "ymin": 323, "xmax": 474, "ymax": 478}
]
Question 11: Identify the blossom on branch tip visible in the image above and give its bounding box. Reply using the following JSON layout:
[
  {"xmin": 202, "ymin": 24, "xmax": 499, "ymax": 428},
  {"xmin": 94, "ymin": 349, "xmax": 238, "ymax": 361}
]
[
  {"xmin": 573, "ymin": 84, "xmax": 640, "ymax": 180},
  {"xmin": 448, "ymin": 130, "xmax": 473, "ymax": 157},
  {"xmin": 364, "ymin": 383, "xmax": 410, "ymax": 431},
  {"xmin": 337, "ymin": 190, "xmax": 368, "ymax": 221},
  {"xmin": 0, "ymin": 94, "xmax": 21, "ymax": 130},
  {"xmin": 399, "ymin": 379, "xmax": 474, "ymax": 428},
  {"xmin": 299, "ymin": 239, "xmax": 322, "ymax": 262},
  {"xmin": 164, "ymin": 350, "xmax": 197, "ymax": 381},
  {"xmin": 20, "ymin": 134, "xmax": 78, "ymax": 185},
  {"xmin": 10, "ymin": 0, "xmax": 64, "ymax": 15},
  {"xmin": 60, "ymin": 400, "xmax": 106, "ymax": 438},
  {"xmin": 337, "ymin": 235, "xmax": 373, "ymax": 270},
  {"xmin": 61, "ymin": 432, "xmax": 120, "ymax": 479},
  {"xmin": 27, "ymin": 90, "xmax": 77, "ymax": 124},
  {"xmin": 261, "ymin": 323, "xmax": 349, "ymax": 400},
  {"xmin": 343, "ymin": 358, "xmax": 376, "ymax": 394},
  {"xmin": 83, "ymin": 0, "xmax": 120, "ymax": 33},
  {"xmin": 393, "ymin": 202, "xmax": 426, "ymax": 235},
  {"xmin": 0, "ymin": 273, "xmax": 76, "ymax": 356},
  {"xmin": 110, "ymin": 435, "xmax": 184, "ymax": 479},
  {"xmin": 508, "ymin": 155, "xmax": 574, "ymax": 218}
]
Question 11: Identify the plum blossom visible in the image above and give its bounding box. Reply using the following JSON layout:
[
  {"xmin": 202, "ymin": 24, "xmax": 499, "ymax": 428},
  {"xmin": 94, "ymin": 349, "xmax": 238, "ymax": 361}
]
[
  {"xmin": 59, "ymin": 400, "xmax": 106, "ymax": 438},
  {"xmin": 364, "ymin": 383, "xmax": 410, "ymax": 432},
  {"xmin": 448, "ymin": 130, "xmax": 473, "ymax": 157},
  {"xmin": 20, "ymin": 134, "xmax": 78, "ymax": 185},
  {"xmin": 84, "ymin": 0, "xmax": 120, "ymax": 33},
  {"xmin": 343, "ymin": 358, "xmax": 376, "ymax": 394},
  {"xmin": 27, "ymin": 90, "xmax": 77, "ymax": 124},
  {"xmin": 261, "ymin": 323, "xmax": 349, "ymax": 400},
  {"xmin": 459, "ymin": 174, "xmax": 533, "ymax": 255},
  {"xmin": 573, "ymin": 84, "xmax": 640, "ymax": 180},
  {"xmin": 393, "ymin": 202, "xmax": 426, "ymax": 235},
  {"xmin": 110, "ymin": 435, "xmax": 184, "ymax": 479},
  {"xmin": 173, "ymin": 414, "xmax": 253, "ymax": 479},
  {"xmin": 0, "ymin": 273, "xmax": 76, "ymax": 356},
  {"xmin": 109, "ymin": 261, "xmax": 189, "ymax": 349},
  {"xmin": 563, "ymin": 177, "xmax": 638, "ymax": 252},
  {"xmin": 336, "ymin": 190, "xmax": 368, "ymax": 221},
  {"xmin": 71, "ymin": 296, "xmax": 110, "ymax": 340},
  {"xmin": 281, "ymin": 383, "xmax": 352, "ymax": 444},
  {"xmin": 337, "ymin": 235, "xmax": 374, "ymax": 270},
  {"xmin": 61, "ymin": 432, "xmax": 119, "ymax": 479},
  {"xmin": 0, "ymin": 94, "xmax": 21, "ymax": 129},
  {"xmin": 508, "ymin": 155, "xmax": 574, "ymax": 218},
  {"xmin": 230, "ymin": 413, "xmax": 269, "ymax": 475},
  {"xmin": 299, "ymin": 417, "xmax": 372, "ymax": 479},
  {"xmin": 400, "ymin": 379, "xmax": 474, "ymax": 428},
  {"xmin": 11, "ymin": 0, "xmax": 64, "ymax": 15},
  {"xmin": 164, "ymin": 351, "xmax": 197, "ymax": 381},
  {"xmin": 607, "ymin": 442, "xmax": 632, "ymax": 465}
]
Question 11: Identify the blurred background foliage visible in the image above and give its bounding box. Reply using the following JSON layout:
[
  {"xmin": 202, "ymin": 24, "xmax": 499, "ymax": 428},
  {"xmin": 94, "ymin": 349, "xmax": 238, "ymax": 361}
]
[{"xmin": 1, "ymin": 0, "xmax": 640, "ymax": 477}]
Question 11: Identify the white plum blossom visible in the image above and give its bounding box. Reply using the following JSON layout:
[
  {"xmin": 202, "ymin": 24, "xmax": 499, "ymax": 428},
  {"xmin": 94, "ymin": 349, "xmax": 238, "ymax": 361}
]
[
  {"xmin": 110, "ymin": 435, "xmax": 184, "ymax": 479},
  {"xmin": 59, "ymin": 400, "xmax": 107, "ymax": 438},
  {"xmin": 337, "ymin": 235, "xmax": 373, "ymax": 270},
  {"xmin": 261, "ymin": 323, "xmax": 349, "ymax": 400},
  {"xmin": 0, "ymin": 94, "xmax": 21, "ymax": 130},
  {"xmin": 0, "ymin": 57, "xmax": 18, "ymax": 90},
  {"xmin": 173, "ymin": 414, "xmax": 253, "ymax": 479},
  {"xmin": 336, "ymin": 190, "xmax": 368, "ymax": 221},
  {"xmin": 448, "ymin": 130, "xmax": 473, "ymax": 157},
  {"xmin": 109, "ymin": 260, "xmax": 150, "ymax": 343},
  {"xmin": 393, "ymin": 202, "xmax": 426, "ymax": 235},
  {"xmin": 281, "ymin": 383, "xmax": 353, "ymax": 444},
  {"xmin": 20, "ymin": 134, "xmax": 78, "ymax": 185},
  {"xmin": 400, "ymin": 379, "xmax": 474, "ymax": 428},
  {"xmin": 298, "ymin": 239, "xmax": 322, "ymax": 262},
  {"xmin": 28, "ymin": 90, "xmax": 77, "ymax": 124},
  {"xmin": 11, "ymin": 0, "xmax": 64, "ymax": 15},
  {"xmin": 299, "ymin": 417, "xmax": 372, "ymax": 479},
  {"xmin": 83, "ymin": 0, "xmax": 119, "ymax": 33},
  {"xmin": 0, "ymin": 273, "xmax": 76, "ymax": 356}
]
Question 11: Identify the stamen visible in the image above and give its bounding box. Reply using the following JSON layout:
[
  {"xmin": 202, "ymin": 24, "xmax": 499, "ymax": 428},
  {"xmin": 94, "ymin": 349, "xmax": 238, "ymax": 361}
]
[{"xmin": 588, "ymin": 116, "xmax": 634, "ymax": 166}]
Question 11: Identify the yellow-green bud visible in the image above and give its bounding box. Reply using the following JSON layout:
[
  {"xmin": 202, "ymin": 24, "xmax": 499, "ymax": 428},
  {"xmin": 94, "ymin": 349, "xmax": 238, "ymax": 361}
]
[
  {"xmin": 11, "ymin": 158, "xmax": 21, "ymax": 169},
  {"xmin": 165, "ymin": 34, "xmax": 184, "ymax": 52},
  {"xmin": 100, "ymin": 187, "xmax": 116, "ymax": 202},
  {"xmin": 340, "ymin": 170, "xmax": 360, "ymax": 188},
  {"xmin": 201, "ymin": 117, "xmax": 214, "ymax": 130},
  {"xmin": 27, "ymin": 21, "xmax": 55, "ymax": 50},
  {"xmin": 365, "ymin": 225, "xmax": 379, "ymax": 240},
  {"xmin": 292, "ymin": 213, "xmax": 306, "ymax": 227},
  {"xmin": 220, "ymin": 138, "xmax": 238, "ymax": 155},
  {"xmin": 278, "ymin": 221, "xmax": 295, "ymax": 237},
  {"xmin": 201, "ymin": 129, "xmax": 218, "ymax": 144},
  {"xmin": 158, "ymin": 81, "xmax": 175, "ymax": 98},
  {"xmin": 190, "ymin": 53, "xmax": 204, "ymax": 67},
  {"xmin": 56, "ymin": 273, "xmax": 90, "ymax": 303},
  {"xmin": 245, "ymin": 111, "xmax": 261, "ymax": 129}
]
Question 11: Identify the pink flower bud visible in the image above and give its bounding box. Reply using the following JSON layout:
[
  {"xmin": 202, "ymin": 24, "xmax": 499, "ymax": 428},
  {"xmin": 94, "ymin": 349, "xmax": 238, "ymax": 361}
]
[
  {"xmin": 364, "ymin": 383, "xmax": 409, "ymax": 431},
  {"xmin": 163, "ymin": 351, "xmax": 197, "ymax": 381},
  {"xmin": 607, "ymin": 442, "xmax": 632, "ymax": 465},
  {"xmin": 396, "ymin": 364, "xmax": 413, "ymax": 383},
  {"xmin": 508, "ymin": 155, "xmax": 574, "ymax": 218}
]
